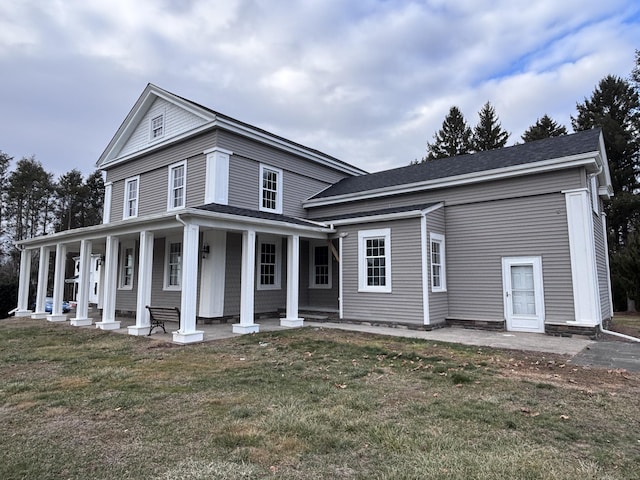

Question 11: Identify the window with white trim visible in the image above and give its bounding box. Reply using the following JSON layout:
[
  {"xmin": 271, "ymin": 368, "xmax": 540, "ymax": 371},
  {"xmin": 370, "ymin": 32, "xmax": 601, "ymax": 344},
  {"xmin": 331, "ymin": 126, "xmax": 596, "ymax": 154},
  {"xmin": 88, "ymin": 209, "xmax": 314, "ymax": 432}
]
[
  {"xmin": 168, "ymin": 161, "xmax": 186, "ymax": 210},
  {"xmin": 150, "ymin": 113, "xmax": 164, "ymax": 140},
  {"xmin": 358, "ymin": 228, "xmax": 391, "ymax": 292},
  {"xmin": 164, "ymin": 239, "xmax": 182, "ymax": 290},
  {"xmin": 259, "ymin": 164, "xmax": 283, "ymax": 213},
  {"xmin": 257, "ymin": 237, "xmax": 281, "ymax": 290},
  {"xmin": 310, "ymin": 243, "xmax": 332, "ymax": 288},
  {"xmin": 123, "ymin": 176, "xmax": 139, "ymax": 219},
  {"xmin": 430, "ymin": 233, "xmax": 446, "ymax": 292},
  {"xmin": 119, "ymin": 244, "xmax": 135, "ymax": 289}
]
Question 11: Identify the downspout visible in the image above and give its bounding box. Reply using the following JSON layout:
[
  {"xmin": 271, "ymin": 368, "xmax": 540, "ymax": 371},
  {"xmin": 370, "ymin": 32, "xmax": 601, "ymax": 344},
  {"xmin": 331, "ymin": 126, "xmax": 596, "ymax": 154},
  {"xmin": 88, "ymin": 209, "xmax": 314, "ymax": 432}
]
[{"xmin": 599, "ymin": 323, "xmax": 640, "ymax": 343}]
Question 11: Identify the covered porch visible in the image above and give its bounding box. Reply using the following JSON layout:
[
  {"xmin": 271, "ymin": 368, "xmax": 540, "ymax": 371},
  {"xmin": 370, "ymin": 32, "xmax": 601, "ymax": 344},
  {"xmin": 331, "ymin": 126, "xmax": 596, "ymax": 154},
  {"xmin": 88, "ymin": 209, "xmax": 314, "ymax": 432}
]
[{"xmin": 13, "ymin": 207, "xmax": 338, "ymax": 344}]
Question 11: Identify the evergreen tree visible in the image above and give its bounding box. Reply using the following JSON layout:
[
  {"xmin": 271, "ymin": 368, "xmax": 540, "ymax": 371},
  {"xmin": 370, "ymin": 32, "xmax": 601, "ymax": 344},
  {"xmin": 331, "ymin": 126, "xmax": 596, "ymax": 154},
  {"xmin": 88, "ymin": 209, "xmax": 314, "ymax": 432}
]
[
  {"xmin": 0, "ymin": 151, "xmax": 12, "ymax": 264},
  {"xmin": 426, "ymin": 106, "xmax": 473, "ymax": 160},
  {"xmin": 55, "ymin": 169, "xmax": 86, "ymax": 231},
  {"xmin": 521, "ymin": 114, "xmax": 567, "ymax": 142},
  {"xmin": 82, "ymin": 170, "xmax": 104, "ymax": 227},
  {"xmin": 572, "ymin": 75, "xmax": 640, "ymax": 245},
  {"xmin": 471, "ymin": 101, "xmax": 510, "ymax": 151}
]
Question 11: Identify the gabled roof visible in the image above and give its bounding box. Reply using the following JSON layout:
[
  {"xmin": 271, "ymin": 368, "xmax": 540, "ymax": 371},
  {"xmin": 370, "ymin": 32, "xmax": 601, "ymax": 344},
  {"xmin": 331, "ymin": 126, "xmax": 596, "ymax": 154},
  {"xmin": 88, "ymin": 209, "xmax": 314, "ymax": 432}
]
[
  {"xmin": 306, "ymin": 129, "xmax": 609, "ymax": 206},
  {"xmin": 96, "ymin": 84, "xmax": 366, "ymax": 176}
]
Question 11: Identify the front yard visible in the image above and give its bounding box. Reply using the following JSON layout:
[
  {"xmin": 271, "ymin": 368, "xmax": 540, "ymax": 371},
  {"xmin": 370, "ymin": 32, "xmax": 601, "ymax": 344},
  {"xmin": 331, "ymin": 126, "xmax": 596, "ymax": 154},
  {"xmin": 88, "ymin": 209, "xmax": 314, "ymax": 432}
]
[{"xmin": 1, "ymin": 318, "xmax": 639, "ymax": 479}]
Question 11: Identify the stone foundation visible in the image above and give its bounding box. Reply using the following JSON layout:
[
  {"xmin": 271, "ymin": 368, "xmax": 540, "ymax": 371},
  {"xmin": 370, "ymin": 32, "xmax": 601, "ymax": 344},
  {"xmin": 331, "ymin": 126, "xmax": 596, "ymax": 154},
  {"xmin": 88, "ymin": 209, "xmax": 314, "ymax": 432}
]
[{"xmin": 445, "ymin": 318, "xmax": 505, "ymax": 331}]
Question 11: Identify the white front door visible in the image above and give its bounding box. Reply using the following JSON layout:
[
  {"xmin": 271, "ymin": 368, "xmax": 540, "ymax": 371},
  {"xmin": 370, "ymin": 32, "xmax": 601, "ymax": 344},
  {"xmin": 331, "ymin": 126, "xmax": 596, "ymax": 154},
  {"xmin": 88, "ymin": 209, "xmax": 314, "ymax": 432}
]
[{"xmin": 502, "ymin": 257, "xmax": 545, "ymax": 333}]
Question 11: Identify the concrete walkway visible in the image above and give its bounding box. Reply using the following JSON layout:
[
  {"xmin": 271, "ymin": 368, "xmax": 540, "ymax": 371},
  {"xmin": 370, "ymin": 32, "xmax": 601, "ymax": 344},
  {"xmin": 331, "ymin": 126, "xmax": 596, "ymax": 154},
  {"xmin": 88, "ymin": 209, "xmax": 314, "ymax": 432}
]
[{"xmin": 80, "ymin": 314, "xmax": 640, "ymax": 371}]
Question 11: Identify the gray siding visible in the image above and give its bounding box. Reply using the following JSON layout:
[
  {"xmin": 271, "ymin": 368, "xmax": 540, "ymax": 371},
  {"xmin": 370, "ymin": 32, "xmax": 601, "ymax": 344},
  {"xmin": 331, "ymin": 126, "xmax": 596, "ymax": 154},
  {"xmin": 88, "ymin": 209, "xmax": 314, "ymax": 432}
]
[
  {"xmin": 308, "ymin": 169, "xmax": 583, "ymax": 219},
  {"xmin": 254, "ymin": 235, "xmax": 287, "ymax": 313},
  {"xmin": 339, "ymin": 218, "xmax": 424, "ymax": 324},
  {"xmin": 306, "ymin": 240, "xmax": 339, "ymax": 309},
  {"xmin": 593, "ymin": 204, "xmax": 611, "ymax": 320},
  {"xmin": 426, "ymin": 208, "xmax": 448, "ymax": 324},
  {"xmin": 114, "ymin": 240, "xmax": 138, "ymax": 312},
  {"xmin": 105, "ymin": 128, "xmax": 351, "ymax": 220},
  {"xmin": 149, "ymin": 237, "xmax": 182, "ymax": 308},
  {"xmin": 445, "ymin": 193, "xmax": 575, "ymax": 323}
]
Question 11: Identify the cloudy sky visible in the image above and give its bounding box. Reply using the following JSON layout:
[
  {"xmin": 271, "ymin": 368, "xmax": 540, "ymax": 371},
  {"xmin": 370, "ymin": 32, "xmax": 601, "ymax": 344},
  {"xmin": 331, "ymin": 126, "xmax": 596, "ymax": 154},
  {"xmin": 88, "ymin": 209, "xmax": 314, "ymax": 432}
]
[{"xmin": 1, "ymin": 0, "xmax": 639, "ymax": 178}]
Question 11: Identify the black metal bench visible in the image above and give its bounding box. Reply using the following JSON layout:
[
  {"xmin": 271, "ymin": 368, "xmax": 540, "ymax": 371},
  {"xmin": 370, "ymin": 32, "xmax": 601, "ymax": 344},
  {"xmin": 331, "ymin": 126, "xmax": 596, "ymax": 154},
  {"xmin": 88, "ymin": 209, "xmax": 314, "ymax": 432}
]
[{"xmin": 146, "ymin": 306, "xmax": 181, "ymax": 335}]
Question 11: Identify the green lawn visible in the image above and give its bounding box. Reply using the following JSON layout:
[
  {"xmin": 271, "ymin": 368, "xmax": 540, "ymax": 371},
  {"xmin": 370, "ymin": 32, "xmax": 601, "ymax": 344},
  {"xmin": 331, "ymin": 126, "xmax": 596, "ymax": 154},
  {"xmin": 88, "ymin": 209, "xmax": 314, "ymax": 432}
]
[{"xmin": 1, "ymin": 318, "xmax": 639, "ymax": 480}]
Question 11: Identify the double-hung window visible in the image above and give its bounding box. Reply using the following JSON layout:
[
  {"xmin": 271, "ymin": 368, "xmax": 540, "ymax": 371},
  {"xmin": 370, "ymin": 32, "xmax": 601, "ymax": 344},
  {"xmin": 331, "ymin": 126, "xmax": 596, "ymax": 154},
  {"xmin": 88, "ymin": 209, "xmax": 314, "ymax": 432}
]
[
  {"xmin": 358, "ymin": 228, "xmax": 391, "ymax": 292},
  {"xmin": 259, "ymin": 164, "xmax": 283, "ymax": 214},
  {"xmin": 168, "ymin": 161, "xmax": 186, "ymax": 210},
  {"xmin": 430, "ymin": 233, "xmax": 446, "ymax": 292},
  {"xmin": 257, "ymin": 237, "xmax": 281, "ymax": 290},
  {"xmin": 310, "ymin": 243, "xmax": 332, "ymax": 288},
  {"xmin": 123, "ymin": 176, "xmax": 139, "ymax": 219},
  {"xmin": 150, "ymin": 113, "xmax": 164, "ymax": 140},
  {"xmin": 164, "ymin": 239, "xmax": 182, "ymax": 290},
  {"xmin": 119, "ymin": 244, "xmax": 134, "ymax": 289}
]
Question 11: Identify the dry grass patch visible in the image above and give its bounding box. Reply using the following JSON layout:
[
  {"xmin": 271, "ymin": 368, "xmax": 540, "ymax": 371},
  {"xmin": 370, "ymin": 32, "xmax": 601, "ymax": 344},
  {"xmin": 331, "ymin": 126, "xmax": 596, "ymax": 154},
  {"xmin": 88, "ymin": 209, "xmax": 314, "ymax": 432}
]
[{"xmin": 1, "ymin": 318, "xmax": 639, "ymax": 479}]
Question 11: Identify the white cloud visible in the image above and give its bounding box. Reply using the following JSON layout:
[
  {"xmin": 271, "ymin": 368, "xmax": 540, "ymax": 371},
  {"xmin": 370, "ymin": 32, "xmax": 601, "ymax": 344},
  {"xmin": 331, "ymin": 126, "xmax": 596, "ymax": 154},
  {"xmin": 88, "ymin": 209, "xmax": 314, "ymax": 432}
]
[{"xmin": 0, "ymin": 0, "xmax": 639, "ymax": 175}]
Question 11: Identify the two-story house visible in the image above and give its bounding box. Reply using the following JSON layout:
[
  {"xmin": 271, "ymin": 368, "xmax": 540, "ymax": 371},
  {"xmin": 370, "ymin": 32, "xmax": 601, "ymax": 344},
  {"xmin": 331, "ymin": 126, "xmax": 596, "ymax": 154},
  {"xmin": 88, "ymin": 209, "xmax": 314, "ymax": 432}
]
[{"xmin": 13, "ymin": 84, "xmax": 614, "ymax": 343}]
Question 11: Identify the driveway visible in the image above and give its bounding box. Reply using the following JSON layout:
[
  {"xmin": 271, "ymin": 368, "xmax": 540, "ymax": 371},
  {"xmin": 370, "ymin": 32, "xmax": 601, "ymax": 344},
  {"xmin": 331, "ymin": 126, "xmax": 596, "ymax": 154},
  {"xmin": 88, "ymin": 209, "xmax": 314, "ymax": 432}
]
[{"xmin": 571, "ymin": 341, "xmax": 640, "ymax": 372}]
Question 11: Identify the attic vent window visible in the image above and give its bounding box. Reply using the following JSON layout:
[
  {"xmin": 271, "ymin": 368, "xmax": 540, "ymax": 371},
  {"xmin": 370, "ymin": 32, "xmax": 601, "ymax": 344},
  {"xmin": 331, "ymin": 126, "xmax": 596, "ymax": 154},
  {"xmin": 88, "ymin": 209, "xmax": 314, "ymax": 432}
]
[{"xmin": 150, "ymin": 114, "xmax": 164, "ymax": 139}]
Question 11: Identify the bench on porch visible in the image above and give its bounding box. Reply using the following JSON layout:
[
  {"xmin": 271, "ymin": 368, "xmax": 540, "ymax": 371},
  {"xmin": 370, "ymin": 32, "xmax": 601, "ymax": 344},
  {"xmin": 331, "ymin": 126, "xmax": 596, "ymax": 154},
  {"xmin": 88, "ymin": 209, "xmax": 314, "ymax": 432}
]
[{"xmin": 146, "ymin": 306, "xmax": 181, "ymax": 336}]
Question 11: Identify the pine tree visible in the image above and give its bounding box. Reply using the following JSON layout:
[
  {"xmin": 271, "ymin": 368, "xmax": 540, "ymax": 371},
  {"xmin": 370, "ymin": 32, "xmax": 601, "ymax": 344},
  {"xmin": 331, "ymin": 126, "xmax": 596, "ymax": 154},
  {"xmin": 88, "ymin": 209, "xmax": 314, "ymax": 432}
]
[
  {"xmin": 425, "ymin": 106, "xmax": 473, "ymax": 160},
  {"xmin": 521, "ymin": 114, "xmax": 567, "ymax": 142},
  {"xmin": 471, "ymin": 101, "xmax": 510, "ymax": 151}
]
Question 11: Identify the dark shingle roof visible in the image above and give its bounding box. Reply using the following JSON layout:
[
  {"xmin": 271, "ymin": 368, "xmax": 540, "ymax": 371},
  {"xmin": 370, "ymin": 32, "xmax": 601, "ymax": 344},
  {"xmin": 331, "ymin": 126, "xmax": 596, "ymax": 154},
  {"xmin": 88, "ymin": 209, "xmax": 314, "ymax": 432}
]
[
  {"xmin": 195, "ymin": 203, "xmax": 326, "ymax": 227},
  {"xmin": 311, "ymin": 129, "xmax": 602, "ymax": 199}
]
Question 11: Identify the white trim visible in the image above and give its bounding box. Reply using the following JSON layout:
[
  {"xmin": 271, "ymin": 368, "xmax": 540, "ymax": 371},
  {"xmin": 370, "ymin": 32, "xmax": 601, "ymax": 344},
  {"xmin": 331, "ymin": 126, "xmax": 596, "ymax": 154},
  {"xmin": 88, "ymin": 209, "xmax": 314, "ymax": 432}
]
[
  {"xmin": 420, "ymin": 215, "xmax": 430, "ymax": 325},
  {"xmin": 256, "ymin": 235, "xmax": 282, "ymax": 290},
  {"xmin": 123, "ymin": 176, "xmax": 140, "ymax": 219},
  {"xmin": 304, "ymin": 152, "xmax": 601, "ymax": 208},
  {"xmin": 103, "ymin": 182, "xmax": 112, "ymax": 224},
  {"xmin": 205, "ymin": 149, "xmax": 230, "ymax": 205},
  {"xmin": 118, "ymin": 241, "xmax": 135, "ymax": 290},
  {"xmin": 176, "ymin": 222, "xmax": 202, "ymax": 342},
  {"xmin": 339, "ymin": 236, "xmax": 344, "ymax": 319},
  {"xmin": 502, "ymin": 256, "xmax": 545, "ymax": 333},
  {"xmin": 167, "ymin": 160, "xmax": 187, "ymax": 211},
  {"xmin": 590, "ymin": 176, "xmax": 599, "ymax": 214},
  {"xmin": 235, "ymin": 229, "xmax": 259, "ymax": 333},
  {"xmin": 259, "ymin": 164, "xmax": 283, "ymax": 214},
  {"xmin": 282, "ymin": 234, "xmax": 303, "ymax": 326},
  {"xmin": 97, "ymin": 84, "xmax": 366, "ymax": 177},
  {"xmin": 357, "ymin": 228, "xmax": 392, "ymax": 293},
  {"xmin": 564, "ymin": 190, "xmax": 600, "ymax": 325},
  {"xmin": 429, "ymin": 232, "xmax": 447, "ymax": 292},
  {"xmin": 328, "ymin": 209, "xmax": 424, "ymax": 226},
  {"xmin": 163, "ymin": 236, "xmax": 182, "ymax": 291},
  {"xmin": 309, "ymin": 241, "xmax": 332, "ymax": 289},
  {"xmin": 203, "ymin": 147, "xmax": 233, "ymax": 155},
  {"xmin": 130, "ymin": 231, "xmax": 154, "ymax": 335}
]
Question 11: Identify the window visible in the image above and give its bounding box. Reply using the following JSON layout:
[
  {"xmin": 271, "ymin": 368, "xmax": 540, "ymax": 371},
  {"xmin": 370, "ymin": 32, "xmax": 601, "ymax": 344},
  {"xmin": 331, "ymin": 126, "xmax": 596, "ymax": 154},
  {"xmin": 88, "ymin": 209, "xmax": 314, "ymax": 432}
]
[
  {"xmin": 150, "ymin": 113, "xmax": 164, "ymax": 139},
  {"xmin": 259, "ymin": 164, "xmax": 283, "ymax": 213},
  {"xmin": 168, "ymin": 161, "xmax": 186, "ymax": 210},
  {"xmin": 164, "ymin": 239, "xmax": 182, "ymax": 290},
  {"xmin": 123, "ymin": 176, "xmax": 139, "ymax": 218},
  {"xmin": 257, "ymin": 237, "xmax": 281, "ymax": 290},
  {"xmin": 430, "ymin": 233, "xmax": 446, "ymax": 292},
  {"xmin": 310, "ymin": 243, "xmax": 332, "ymax": 288},
  {"xmin": 358, "ymin": 228, "xmax": 391, "ymax": 292},
  {"xmin": 119, "ymin": 245, "xmax": 134, "ymax": 289}
]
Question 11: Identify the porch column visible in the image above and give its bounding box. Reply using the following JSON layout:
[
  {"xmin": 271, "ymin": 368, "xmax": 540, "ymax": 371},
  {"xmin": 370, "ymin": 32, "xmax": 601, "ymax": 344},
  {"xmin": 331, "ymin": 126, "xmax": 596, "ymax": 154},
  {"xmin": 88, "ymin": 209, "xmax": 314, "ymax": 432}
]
[
  {"xmin": 96, "ymin": 235, "xmax": 121, "ymax": 330},
  {"xmin": 174, "ymin": 223, "xmax": 204, "ymax": 344},
  {"xmin": 32, "ymin": 246, "xmax": 51, "ymax": 319},
  {"xmin": 47, "ymin": 243, "xmax": 67, "ymax": 322},
  {"xmin": 282, "ymin": 234, "xmax": 303, "ymax": 327},
  {"xmin": 129, "ymin": 231, "xmax": 154, "ymax": 336},
  {"xmin": 71, "ymin": 240, "xmax": 93, "ymax": 326},
  {"xmin": 15, "ymin": 248, "xmax": 32, "ymax": 317},
  {"xmin": 233, "ymin": 229, "xmax": 259, "ymax": 333}
]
